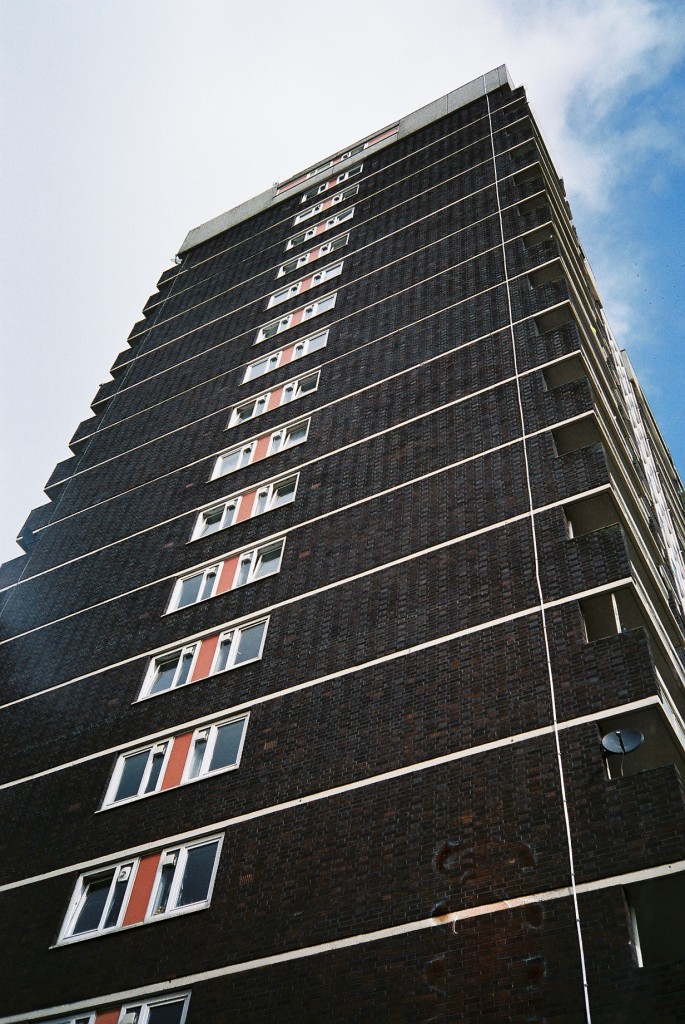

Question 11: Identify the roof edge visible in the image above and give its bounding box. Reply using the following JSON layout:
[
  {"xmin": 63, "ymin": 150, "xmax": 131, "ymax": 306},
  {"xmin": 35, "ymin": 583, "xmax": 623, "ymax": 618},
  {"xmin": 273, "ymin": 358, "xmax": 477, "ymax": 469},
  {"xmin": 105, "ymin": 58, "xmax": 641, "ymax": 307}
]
[{"xmin": 177, "ymin": 65, "xmax": 514, "ymax": 255}]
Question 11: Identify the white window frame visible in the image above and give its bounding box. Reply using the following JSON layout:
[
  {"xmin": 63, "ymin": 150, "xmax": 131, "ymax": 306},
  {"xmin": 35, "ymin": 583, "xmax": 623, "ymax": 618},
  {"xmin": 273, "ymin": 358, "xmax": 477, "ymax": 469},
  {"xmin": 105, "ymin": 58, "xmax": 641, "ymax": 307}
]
[
  {"xmin": 167, "ymin": 563, "xmax": 220, "ymax": 613},
  {"xmin": 285, "ymin": 207, "xmax": 355, "ymax": 250},
  {"xmin": 300, "ymin": 294, "xmax": 336, "ymax": 323},
  {"xmin": 182, "ymin": 715, "xmax": 249, "ymax": 784},
  {"xmin": 267, "ymin": 419, "xmax": 310, "ymax": 455},
  {"xmin": 244, "ymin": 330, "xmax": 327, "ymax": 384},
  {"xmin": 280, "ymin": 371, "xmax": 320, "ymax": 405},
  {"xmin": 252, "ymin": 474, "xmax": 299, "ymax": 517},
  {"xmin": 117, "ymin": 995, "xmax": 191, "ymax": 1024},
  {"xmin": 145, "ymin": 836, "xmax": 223, "ymax": 921},
  {"xmin": 210, "ymin": 617, "xmax": 270, "ymax": 675},
  {"xmin": 191, "ymin": 497, "xmax": 241, "ymax": 540},
  {"xmin": 103, "ymin": 741, "xmax": 172, "ymax": 808},
  {"xmin": 139, "ymin": 644, "xmax": 199, "ymax": 699},
  {"xmin": 293, "ymin": 201, "xmax": 324, "ymax": 225},
  {"xmin": 234, "ymin": 539, "xmax": 285, "ymax": 588},
  {"xmin": 256, "ymin": 314, "xmax": 292, "ymax": 343},
  {"xmin": 309, "ymin": 260, "xmax": 343, "ymax": 289},
  {"xmin": 228, "ymin": 391, "xmax": 271, "ymax": 423},
  {"xmin": 211, "ymin": 441, "xmax": 256, "ymax": 480},
  {"xmin": 267, "ymin": 281, "xmax": 301, "ymax": 309},
  {"xmin": 277, "ymin": 233, "xmax": 349, "ymax": 278},
  {"xmin": 59, "ymin": 861, "xmax": 137, "ymax": 942}
]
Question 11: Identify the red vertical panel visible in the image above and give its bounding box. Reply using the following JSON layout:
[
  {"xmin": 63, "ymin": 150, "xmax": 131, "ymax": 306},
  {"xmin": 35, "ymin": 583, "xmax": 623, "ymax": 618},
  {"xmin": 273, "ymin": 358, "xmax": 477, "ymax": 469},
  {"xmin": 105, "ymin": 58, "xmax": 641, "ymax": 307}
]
[
  {"xmin": 161, "ymin": 732, "xmax": 194, "ymax": 790},
  {"xmin": 253, "ymin": 434, "xmax": 272, "ymax": 463},
  {"xmin": 314, "ymin": 223, "xmax": 326, "ymax": 238},
  {"xmin": 216, "ymin": 555, "xmax": 239, "ymax": 594},
  {"xmin": 280, "ymin": 345, "xmax": 296, "ymax": 366},
  {"xmin": 290, "ymin": 308, "xmax": 304, "ymax": 328},
  {"xmin": 96, "ymin": 1012, "xmax": 120, "ymax": 1024},
  {"xmin": 267, "ymin": 387, "xmax": 283, "ymax": 412},
  {"xmin": 300, "ymin": 275, "xmax": 315, "ymax": 293},
  {"xmin": 122, "ymin": 854, "xmax": 161, "ymax": 926},
  {"xmin": 236, "ymin": 489, "xmax": 256, "ymax": 523},
  {"xmin": 322, "ymin": 196, "xmax": 333, "ymax": 213},
  {"xmin": 190, "ymin": 634, "xmax": 219, "ymax": 682}
]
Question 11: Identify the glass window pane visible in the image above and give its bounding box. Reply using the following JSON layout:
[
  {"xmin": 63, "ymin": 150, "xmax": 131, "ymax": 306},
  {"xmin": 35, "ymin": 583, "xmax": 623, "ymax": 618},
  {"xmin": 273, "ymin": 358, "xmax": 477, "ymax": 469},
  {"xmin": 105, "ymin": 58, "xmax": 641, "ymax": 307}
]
[
  {"xmin": 271, "ymin": 479, "xmax": 296, "ymax": 507},
  {"xmin": 254, "ymin": 544, "xmax": 282, "ymax": 580},
  {"xmin": 285, "ymin": 423, "xmax": 308, "ymax": 447},
  {"xmin": 176, "ymin": 573, "xmax": 203, "ymax": 609},
  {"xmin": 198, "ymin": 568, "xmax": 218, "ymax": 601},
  {"xmin": 115, "ymin": 750, "xmax": 150, "ymax": 801},
  {"xmin": 103, "ymin": 872, "xmax": 129, "ymax": 929},
  {"xmin": 208, "ymin": 721, "xmax": 244, "ymax": 773},
  {"xmin": 233, "ymin": 621, "xmax": 266, "ymax": 664},
  {"xmin": 235, "ymin": 556, "xmax": 252, "ymax": 587},
  {"xmin": 175, "ymin": 648, "xmax": 195, "ymax": 689},
  {"xmin": 71, "ymin": 873, "xmax": 113, "ymax": 934},
  {"xmin": 200, "ymin": 507, "xmax": 224, "ymax": 537},
  {"xmin": 176, "ymin": 841, "xmax": 219, "ymax": 907},
  {"xmin": 150, "ymin": 860, "xmax": 176, "ymax": 916},
  {"xmin": 147, "ymin": 1001, "xmax": 186, "ymax": 1024},
  {"xmin": 213, "ymin": 631, "xmax": 234, "ymax": 673},
  {"xmin": 186, "ymin": 734, "xmax": 208, "ymax": 780},
  {"xmin": 144, "ymin": 747, "xmax": 166, "ymax": 793},
  {"xmin": 150, "ymin": 653, "xmax": 180, "ymax": 694}
]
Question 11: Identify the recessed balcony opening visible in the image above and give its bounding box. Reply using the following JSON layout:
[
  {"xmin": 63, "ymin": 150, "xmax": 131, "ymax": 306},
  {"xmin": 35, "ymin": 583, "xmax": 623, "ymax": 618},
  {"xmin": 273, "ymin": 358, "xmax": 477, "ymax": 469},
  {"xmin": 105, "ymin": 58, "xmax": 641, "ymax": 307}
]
[
  {"xmin": 528, "ymin": 261, "xmax": 564, "ymax": 289},
  {"xmin": 517, "ymin": 196, "xmax": 549, "ymax": 220},
  {"xmin": 535, "ymin": 303, "xmax": 574, "ymax": 335},
  {"xmin": 625, "ymin": 873, "xmax": 685, "ymax": 966},
  {"xmin": 599, "ymin": 705, "xmax": 685, "ymax": 780},
  {"xmin": 542, "ymin": 355, "xmax": 586, "ymax": 391},
  {"xmin": 579, "ymin": 587, "xmax": 645, "ymax": 643},
  {"xmin": 564, "ymin": 492, "xmax": 619, "ymax": 539},
  {"xmin": 513, "ymin": 164, "xmax": 543, "ymax": 187},
  {"xmin": 552, "ymin": 417, "xmax": 602, "ymax": 456}
]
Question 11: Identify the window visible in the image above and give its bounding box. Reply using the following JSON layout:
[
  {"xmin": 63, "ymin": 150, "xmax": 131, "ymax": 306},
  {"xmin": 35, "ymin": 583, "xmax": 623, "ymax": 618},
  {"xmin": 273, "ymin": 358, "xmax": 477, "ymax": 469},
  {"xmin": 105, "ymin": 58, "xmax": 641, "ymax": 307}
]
[
  {"xmin": 104, "ymin": 742, "xmax": 170, "ymax": 806},
  {"xmin": 142, "ymin": 645, "xmax": 198, "ymax": 696},
  {"xmin": 168, "ymin": 565, "xmax": 220, "ymax": 611},
  {"xmin": 310, "ymin": 261, "xmax": 343, "ymax": 288},
  {"xmin": 252, "ymin": 475, "xmax": 298, "ymax": 516},
  {"xmin": 267, "ymin": 282, "xmax": 301, "ymax": 309},
  {"xmin": 281, "ymin": 372, "xmax": 319, "ymax": 403},
  {"xmin": 234, "ymin": 539, "xmax": 284, "ymax": 587},
  {"xmin": 286, "ymin": 208, "xmax": 355, "ymax": 250},
  {"xmin": 268, "ymin": 419, "xmax": 310, "ymax": 454},
  {"xmin": 192, "ymin": 498, "xmax": 240, "ymax": 540},
  {"xmin": 212, "ymin": 441, "xmax": 255, "ymax": 478},
  {"xmin": 230, "ymin": 392, "xmax": 270, "ymax": 422},
  {"xmin": 277, "ymin": 233, "xmax": 349, "ymax": 277},
  {"xmin": 294, "ymin": 201, "xmax": 324, "ymax": 225},
  {"xmin": 243, "ymin": 331, "xmax": 327, "ymax": 383},
  {"xmin": 256, "ymin": 315, "xmax": 292, "ymax": 342},
  {"xmin": 184, "ymin": 717, "xmax": 248, "ymax": 782},
  {"xmin": 117, "ymin": 995, "xmax": 189, "ymax": 1024},
  {"xmin": 61, "ymin": 862, "xmax": 135, "ymax": 939},
  {"xmin": 148, "ymin": 837, "xmax": 221, "ymax": 918},
  {"xmin": 211, "ymin": 618, "xmax": 268, "ymax": 672},
  {"xmin": 48, "ymin": 1015, "xmax": 95, "ymax": 1024},
  {"xmin": 301, "ymin": 294, "xmax": 335, "ymax": 321}
]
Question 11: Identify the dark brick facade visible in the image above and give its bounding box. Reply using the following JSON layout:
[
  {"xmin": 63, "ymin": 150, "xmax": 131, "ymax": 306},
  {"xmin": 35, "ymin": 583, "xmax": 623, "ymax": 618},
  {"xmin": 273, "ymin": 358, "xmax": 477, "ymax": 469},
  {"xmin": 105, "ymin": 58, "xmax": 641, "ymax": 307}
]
[{"xmin": 2, "ymin": 72, "xmax": 684, "ymax": 1023}]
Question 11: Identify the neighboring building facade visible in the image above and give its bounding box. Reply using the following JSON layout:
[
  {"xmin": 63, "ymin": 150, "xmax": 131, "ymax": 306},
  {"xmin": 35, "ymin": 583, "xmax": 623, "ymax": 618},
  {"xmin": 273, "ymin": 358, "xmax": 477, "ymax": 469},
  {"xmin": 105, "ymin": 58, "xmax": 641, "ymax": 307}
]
[{"xmin": 1, "ymin": 67, "xmax": 685, "ymax": 1023}]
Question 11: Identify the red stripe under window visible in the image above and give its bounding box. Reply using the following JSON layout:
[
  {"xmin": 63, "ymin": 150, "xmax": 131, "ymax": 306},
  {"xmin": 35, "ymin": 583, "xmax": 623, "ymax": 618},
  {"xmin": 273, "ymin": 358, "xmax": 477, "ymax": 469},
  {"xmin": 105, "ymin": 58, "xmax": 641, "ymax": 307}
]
[
  {"xmin": 254, "ymin": 434, "xmax": 271, "ymax": 463},
  {"xmin": 190, "ymin": 634, "xmax": 220, "ymax": 682},
  {"xmin": 267, "ymin": 387, "xmax": 284, "ymax": 412},
  {"xmin": 122, "ymin": 854, "xmax": 160, "ymax": 926},
  {"xmin": 236, "ymin": 489, "xmax": 256, "ymax": 523},
  {"xmin": 161, "ymin": 732, "xmax": 193, "ymax": 790},
  {"xmin": 216, "ymin": 555, "xmax": 240, "ymax": 594}
]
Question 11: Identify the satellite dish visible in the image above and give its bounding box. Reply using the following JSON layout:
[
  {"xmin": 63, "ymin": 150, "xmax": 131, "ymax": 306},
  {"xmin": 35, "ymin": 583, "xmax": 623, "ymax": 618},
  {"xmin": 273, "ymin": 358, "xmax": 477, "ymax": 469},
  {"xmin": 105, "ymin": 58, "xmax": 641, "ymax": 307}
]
[{"xmin": 601, "ymin": 729, "xmax": 644, "ymax": 755}]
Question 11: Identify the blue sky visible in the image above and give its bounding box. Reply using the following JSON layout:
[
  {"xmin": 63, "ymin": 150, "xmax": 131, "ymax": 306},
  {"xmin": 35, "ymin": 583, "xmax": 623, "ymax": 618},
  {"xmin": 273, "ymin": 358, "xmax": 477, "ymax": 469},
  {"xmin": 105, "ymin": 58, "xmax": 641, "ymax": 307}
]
[{"xmin": 1, "ymin": 0, "xmax": 684, "ymax": 566}]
